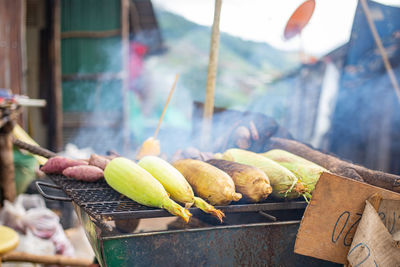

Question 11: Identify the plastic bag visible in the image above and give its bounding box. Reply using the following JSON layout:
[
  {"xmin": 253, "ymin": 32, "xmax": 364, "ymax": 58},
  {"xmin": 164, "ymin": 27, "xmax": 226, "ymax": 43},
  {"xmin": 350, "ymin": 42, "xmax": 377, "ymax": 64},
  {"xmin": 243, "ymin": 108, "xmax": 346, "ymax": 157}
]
[
  {"xmin": 0, "ymin": 194, "xmax": 75, "ymax": 257},
  {"xmin": 17, "ymin": 194, "xmax": 45, "ymax": 210},
  {"xmin": 0, "ymin": 194, "xmax": 47, "ymax": 233},
  {"xmin": 0, "ymin": 199, "xmax": 26, "ymax": 233},
  {"xmin": 23, "ymin": 208, "xmax": 59, "ymax": 239}
]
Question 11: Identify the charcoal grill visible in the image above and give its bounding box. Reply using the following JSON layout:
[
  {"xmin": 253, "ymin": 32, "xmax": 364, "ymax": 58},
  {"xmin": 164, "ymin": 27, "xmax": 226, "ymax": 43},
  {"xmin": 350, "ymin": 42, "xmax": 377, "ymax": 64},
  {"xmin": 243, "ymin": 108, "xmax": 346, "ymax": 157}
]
[
  {"xmin": 36, "ymin": 174, "xmax": 339, "ymax": 267},
  {"xmin": 14, "ymin": 139, "xmax": 338, "ymax": 266},
  {"xmin": 36, "ymin": 174, "xmax": 309, "ymax": 220}
]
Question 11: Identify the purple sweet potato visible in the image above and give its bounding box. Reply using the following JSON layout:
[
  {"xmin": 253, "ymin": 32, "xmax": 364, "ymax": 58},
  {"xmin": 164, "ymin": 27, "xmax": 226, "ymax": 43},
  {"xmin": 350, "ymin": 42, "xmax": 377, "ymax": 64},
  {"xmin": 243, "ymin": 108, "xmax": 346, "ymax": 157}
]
[
  {"xmin": 40, "ymin": 156, "xmax": 88, "ymax": 174},
  {"xmin": 88, "ymin": 154, "xmax": 110, "ymax": 170},
  {"xmin": 62, "ymin": 165, "xmax": 104, "ymax": 182}
]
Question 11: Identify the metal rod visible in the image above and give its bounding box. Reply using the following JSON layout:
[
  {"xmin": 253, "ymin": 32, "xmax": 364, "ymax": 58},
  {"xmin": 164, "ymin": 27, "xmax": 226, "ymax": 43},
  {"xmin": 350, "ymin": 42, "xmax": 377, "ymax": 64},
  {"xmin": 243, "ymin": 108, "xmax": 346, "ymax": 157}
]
[
  {"xmin": 35, "ymin": 181, "xmax": 72, "ymax": 202},
  {"xmin": 259, "ymin": 211, "xmax": 277, "ymax": 222}
]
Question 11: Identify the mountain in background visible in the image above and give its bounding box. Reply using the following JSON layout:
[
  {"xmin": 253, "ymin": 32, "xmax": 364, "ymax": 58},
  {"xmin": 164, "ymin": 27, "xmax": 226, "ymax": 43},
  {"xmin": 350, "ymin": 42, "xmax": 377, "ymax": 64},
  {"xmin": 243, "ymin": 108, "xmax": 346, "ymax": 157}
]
[
  {"xmin": 143, "ymin": 9, "xmax": 300, "ymax": 108},
  {"xmin": 131, "ymin": 8, "xmax": 302, "ymax": 146},
  {"xmin": 157, "ymin": 10, "xmax": 299, "ymax": 71}
]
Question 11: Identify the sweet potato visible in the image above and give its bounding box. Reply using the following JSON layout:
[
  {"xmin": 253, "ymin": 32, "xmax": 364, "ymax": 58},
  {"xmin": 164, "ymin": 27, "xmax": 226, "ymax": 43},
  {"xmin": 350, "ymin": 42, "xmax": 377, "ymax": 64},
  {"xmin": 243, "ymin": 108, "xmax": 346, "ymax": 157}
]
[
  {"xmin": 88, "ymin": 154, "xmax": 110, "ymax": 170},
  {"xmin": 40, "ymin": 156, "xmax": 88, "ymax": 174},
  {"xmin": 62, "ymin": 165, "xmax": 104, "ymax": 182}
]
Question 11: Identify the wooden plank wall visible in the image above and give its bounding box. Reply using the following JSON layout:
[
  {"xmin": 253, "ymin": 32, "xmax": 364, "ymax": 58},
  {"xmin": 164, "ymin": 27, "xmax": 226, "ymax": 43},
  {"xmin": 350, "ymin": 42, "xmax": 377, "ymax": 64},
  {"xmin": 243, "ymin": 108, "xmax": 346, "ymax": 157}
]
[
  {"xmin": 0, "ymin": 0, "xmax": 25, "ymax": 203},
  {"xmin": 0, "ymin": 0, "xmax": 26, "ymax": 95}
]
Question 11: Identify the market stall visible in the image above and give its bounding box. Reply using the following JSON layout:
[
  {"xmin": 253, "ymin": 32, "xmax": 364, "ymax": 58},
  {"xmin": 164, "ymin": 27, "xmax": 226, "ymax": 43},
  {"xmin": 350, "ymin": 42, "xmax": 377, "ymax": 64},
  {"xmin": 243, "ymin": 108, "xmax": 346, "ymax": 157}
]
[{"xmin": 2, "ymin": 0, "xmax": 400, "ymax": 266}]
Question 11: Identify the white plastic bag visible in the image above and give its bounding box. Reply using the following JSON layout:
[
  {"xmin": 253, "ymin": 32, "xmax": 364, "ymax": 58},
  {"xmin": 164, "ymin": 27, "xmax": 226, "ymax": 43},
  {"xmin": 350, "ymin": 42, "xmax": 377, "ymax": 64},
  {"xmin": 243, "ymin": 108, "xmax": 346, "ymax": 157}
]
[
  {"xmin": 0, "ymin": 194, "xmax": 75, "ymax": 257},
  {"xmin": 0, "ymin": 199, "xmax": 26, "ymax": 233}
]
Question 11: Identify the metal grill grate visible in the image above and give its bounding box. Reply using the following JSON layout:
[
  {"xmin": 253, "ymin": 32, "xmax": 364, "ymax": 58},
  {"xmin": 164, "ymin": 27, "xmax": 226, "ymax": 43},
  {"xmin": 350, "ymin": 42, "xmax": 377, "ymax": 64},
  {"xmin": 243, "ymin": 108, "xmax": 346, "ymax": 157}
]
[
  {"xmin": 47, "ymin": 174, "xmax": 307, "ymax": 221},
  {"xmin": 48, "ymin": 175, "xmax": 165, "ymax": 220}
]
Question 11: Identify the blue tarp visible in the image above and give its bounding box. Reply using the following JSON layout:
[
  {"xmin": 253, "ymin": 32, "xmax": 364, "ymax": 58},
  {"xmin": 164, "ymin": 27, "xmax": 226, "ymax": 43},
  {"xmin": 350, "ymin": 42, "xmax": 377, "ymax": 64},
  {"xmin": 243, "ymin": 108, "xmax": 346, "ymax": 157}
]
[{"xmin": 330, "ymin": 0, "xmax": 400, "ymax": 171}]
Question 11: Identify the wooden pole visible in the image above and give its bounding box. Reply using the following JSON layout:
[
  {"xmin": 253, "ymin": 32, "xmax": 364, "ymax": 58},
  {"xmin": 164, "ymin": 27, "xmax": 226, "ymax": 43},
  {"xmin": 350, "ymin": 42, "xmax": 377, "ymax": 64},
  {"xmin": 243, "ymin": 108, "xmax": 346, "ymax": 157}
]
[
  {"xmin": 202, "ymin": 0, "xmax": 223, "ymax": 146},
  {"xmin": 121, "ymin": 0, "xmax": 130, "ymax": 153},
  {"xmin": 1, "ymin": 251, "xmax": 92, "ymax": 266},
  {"xmin": 0, "ymin": 121, "xmax": 16, "ymax": 204},
  {"xmin": 360, "ymin": 0, "xmax": 400, "ymax": 104},
  {"xmin": 153, "ymin": 74, "xmax": 179, "ymax": 139},
  {"xmin": 50, "ymin": 0, "xmax": 63, "ymax": 152}
]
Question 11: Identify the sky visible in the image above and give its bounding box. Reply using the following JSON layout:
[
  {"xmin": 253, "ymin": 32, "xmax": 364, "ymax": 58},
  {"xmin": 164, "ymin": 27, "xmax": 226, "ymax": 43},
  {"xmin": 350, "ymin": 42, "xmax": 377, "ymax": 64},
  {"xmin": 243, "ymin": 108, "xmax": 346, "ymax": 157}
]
[{"xmin": 152, "ymin": 0, "xmax": 360, "ymax": 57}]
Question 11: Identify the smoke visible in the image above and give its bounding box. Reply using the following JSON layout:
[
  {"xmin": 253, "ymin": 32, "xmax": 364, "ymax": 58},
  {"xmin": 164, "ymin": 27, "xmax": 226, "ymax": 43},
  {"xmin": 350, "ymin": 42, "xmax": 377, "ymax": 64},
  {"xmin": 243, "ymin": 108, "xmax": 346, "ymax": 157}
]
[
  {"xmin": 63, "ymin": 39, "xmax": 128, "ymax": 155},
  {"xmin": 63, "ymin": 8, "xmax": 302, "ymax": 158}
]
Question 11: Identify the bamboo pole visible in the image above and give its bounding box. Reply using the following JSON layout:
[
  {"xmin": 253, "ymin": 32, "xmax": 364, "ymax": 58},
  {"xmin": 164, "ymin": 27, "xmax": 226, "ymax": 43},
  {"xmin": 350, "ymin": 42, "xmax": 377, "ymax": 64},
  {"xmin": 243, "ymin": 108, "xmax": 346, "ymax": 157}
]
[
  {"xmin": 360, "ymin": 0, "xmax": 400, "ymax": 104},
  {"xmin": 153, "ymin": 74, "xmax": 179, "ymax": 139},
  {"xmin": 135, "ymin": 74, "xmax": 179, "ymax": 160},
  {"xmin": 202, "ymin": 0, "xmax": 223, "ymax": 146}
]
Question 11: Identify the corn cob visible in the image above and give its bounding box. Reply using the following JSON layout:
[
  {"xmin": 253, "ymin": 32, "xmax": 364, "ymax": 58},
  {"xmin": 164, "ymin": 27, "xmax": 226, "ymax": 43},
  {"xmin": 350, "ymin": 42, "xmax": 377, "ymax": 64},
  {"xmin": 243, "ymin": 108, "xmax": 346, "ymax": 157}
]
[
  {"xmin": 173, "ymin": 159, "xmax": 242, "ymax": 206},
  {"xmin": 104, "ymin": 157, "xmax": 191, "ymax": 223},
  {"xmin": 222, "ymin": 148, "xmax": 305, "ymax": 199},
  {"xmin": 138, "ymin": 156, "xmax": 225, "ymax": 222},
  {"xmin": 261, "ymin": 149, "xmax": 329, "ymax": 195},
  {"xmin": 206, "ymin": 159, "xmax": 272, "ymax": 203}
]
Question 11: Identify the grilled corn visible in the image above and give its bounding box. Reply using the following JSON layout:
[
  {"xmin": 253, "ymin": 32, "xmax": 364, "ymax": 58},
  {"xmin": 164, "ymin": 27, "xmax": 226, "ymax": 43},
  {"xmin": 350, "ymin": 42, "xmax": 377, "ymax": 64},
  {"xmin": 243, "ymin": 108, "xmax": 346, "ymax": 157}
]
[
  {"xmin": 173, "ymin": 159, "xmax": 242, "ymax": 206},
  {"xmin": 104, "ymin": 157, "xmax": 191, "ymax": 223},
  {"xmin": 138, "ymin": 156, "xmax": 225, "ymax": 222},
  {"xmin": 207, "ymin": 159, "xmax": 272, "ymax": 202},
  {"xmin": 261, "ymin": 149, "xmax": 329, "ymax": 195},
  {"xmin": 222, "ymin": 148, "xmax": 305, "ymax": 199}
]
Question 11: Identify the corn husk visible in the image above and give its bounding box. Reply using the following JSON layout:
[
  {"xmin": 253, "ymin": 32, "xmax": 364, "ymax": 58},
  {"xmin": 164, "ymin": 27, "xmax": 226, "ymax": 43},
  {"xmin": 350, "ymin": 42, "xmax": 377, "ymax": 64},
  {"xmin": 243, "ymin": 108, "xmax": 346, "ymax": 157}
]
[
  {"xmin": 138, "ymin": 156, "xmax": 224, "ymax": 222},
  {"xmin": 222, "ymin": 148, "xmax": 305, "ymax": 199},
  {"xmin": 104, "ymin": 157, "xmax": 191, "ymax": 223},
  {"xmin": 261, "ymin": 149, "xmax": 329, "ymax": 195}
]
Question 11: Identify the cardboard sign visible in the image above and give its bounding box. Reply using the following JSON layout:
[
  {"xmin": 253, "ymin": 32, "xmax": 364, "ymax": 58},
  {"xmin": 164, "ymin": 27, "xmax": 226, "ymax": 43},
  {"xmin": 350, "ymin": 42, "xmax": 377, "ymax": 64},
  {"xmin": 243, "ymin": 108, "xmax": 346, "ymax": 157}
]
[
  {"xmin": 347, "ymin": 201, "xmax": 400, "ymax": 266},
  {"xmin": 294, "ymin": 172, "xmax": 400, "ymax": 264},
  {"xmin": 378, "ymin": 199, "xmax": 400, "ymax": 235}
]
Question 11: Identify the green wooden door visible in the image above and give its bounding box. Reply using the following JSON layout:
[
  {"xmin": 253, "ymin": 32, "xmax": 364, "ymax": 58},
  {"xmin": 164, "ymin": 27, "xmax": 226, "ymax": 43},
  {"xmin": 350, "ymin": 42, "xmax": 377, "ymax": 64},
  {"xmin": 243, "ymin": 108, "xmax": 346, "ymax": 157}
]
[{"xmin": 60, "ymin": 0, "xmax": 129, "ymax": 153}]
